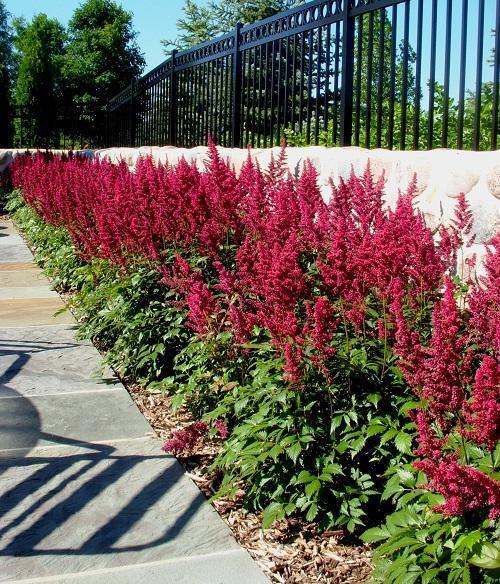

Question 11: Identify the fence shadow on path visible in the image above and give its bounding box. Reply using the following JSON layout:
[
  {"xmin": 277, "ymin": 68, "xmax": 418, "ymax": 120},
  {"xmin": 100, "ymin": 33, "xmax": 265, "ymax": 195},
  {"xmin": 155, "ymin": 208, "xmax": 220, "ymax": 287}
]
[{"xmin": 0, "ymin": 341, "xmax": 206, "ymax": 561}]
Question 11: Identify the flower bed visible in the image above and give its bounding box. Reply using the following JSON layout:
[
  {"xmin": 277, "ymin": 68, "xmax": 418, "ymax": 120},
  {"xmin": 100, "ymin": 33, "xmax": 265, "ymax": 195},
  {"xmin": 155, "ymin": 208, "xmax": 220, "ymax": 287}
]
[{"xmin": 8, "ymin": 144, "xmax": 499, "ymax": 583}]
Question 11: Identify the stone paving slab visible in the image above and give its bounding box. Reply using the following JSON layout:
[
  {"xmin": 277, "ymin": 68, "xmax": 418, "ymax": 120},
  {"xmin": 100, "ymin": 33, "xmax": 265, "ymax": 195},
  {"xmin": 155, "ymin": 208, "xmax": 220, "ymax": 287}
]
[
  {"xmin": 0, "ymin": 326, "xmax": 119, "ymax": 398},
  {"xmin": 0, "ymin": 389, "xmax": 152, "ymax": 454},
  {"xmin": 0, "ymin": 439, "xmax": 266, "ymax": 583},
  {"xmin": 0, "ymin": 287, "xmax": 60, "ymax": 300},
  {"xmin": 0, "ymin": 220, "xmax": 20, "ymax": 237},
  {"xmin": 0, "ymin": 262, "xmax": 38, "ymax": 271},
  {"xmin": 0, "ymin": 242, "xmax": 34, "ymax": 263},
  {"xmin": 0, "ymin": 268, "xmax": 46, "ymax": 287},
  {"xmin": 9, "ymin": 551, "xmax": 269, "ymax": 584},
  {"xmin": 0, "ymin": 298, "xmax": 75, "ymax": 327}
]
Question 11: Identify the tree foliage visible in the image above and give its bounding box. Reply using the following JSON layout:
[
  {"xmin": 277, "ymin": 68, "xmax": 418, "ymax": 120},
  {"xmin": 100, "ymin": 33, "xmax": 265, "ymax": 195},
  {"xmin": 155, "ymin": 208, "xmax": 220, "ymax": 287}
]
[
  {"xmin": 62, "ymin": 0, "xmax": 145, "ymax": 110},
  {"xmin": 13, "ymin": 14, "xmax": 65, "ymax": 146},
  {"xmin": 0, "ymin": 1, "xmax": 13, "ymax": 146},
  {"xmin": 163, "ymin": 0, "xmax": 305, "ymax": 51}
]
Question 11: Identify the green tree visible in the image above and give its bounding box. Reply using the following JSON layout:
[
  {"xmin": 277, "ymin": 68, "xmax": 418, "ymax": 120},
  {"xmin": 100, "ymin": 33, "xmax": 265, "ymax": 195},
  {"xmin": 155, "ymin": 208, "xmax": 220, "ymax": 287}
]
[
  {"xmin": 0, "ymin": 1, "xmax": 13, "ymax": 146},
  {"xmin": 163, "ymin": 0, "xmax": 304, "ymax": 51},
  {"xmin": 62, "ymin": 0, "xmax": 144, "ymax": 111},
  {"xmin": 13, "ymin": 14, "xmax": 65, "ymax": 147}
]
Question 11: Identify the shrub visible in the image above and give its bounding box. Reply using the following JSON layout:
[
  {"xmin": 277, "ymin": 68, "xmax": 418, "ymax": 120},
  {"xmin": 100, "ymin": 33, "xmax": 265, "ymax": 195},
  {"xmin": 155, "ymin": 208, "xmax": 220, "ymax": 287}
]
[{"xmin": 9, "ymin": 144, "xmax": 499, "ymax": 581}]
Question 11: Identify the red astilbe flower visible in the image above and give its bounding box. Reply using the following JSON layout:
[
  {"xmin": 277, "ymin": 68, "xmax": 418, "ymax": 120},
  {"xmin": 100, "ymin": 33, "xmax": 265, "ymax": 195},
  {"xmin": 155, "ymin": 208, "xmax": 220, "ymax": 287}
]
[
  {"xmin": 410, "ymin": 410, "xmax": 446, "ymax": 459},
  {"xmin": 461, "ymin": 356, "xmax": 500, "ymax": 451},
  {"xmin": 468, "ymin": 234, "xmax": 500, "ymax": 355},
  {"xmin": 418, "ymin": 278, "xmax": 468, "ymax": 426},
  {"xmin": 239, "ymin": 151, "xmax": 268, "ymax": 236},
  {"xmin": 186, "ymin": 278, "xmax": 221, "ymax": 335},
  {"xmin": 265, "ymin": 173, "xmax": 301, "ymax": 246},
  {"xmin": 215, "ymin": 419, "xmax": 229, "ymax": 440},
  {"xmin": 296, "ymin": 160, "xmax": 329, "ymax": 248},
  {"xmin": 162, "ymin": 421, "xmax": 209, "ymax": 455},
  {"xmin": 438, "ymin": 192, "xmax": 477, "ymax": 279},
  {"xmin": 198, "ymin": 138, "xmax": 243, "ymax": 255},
  {"xmin": 317, "ymin": 214, "xmax": 351, "ymax": 299},
  {"xmin": 360, "ymin": 178, "xmax": 444, "ymax": 299},
  {"xmin": 415, "ymin": 456, "xmax": 500, "ymax": 520},
  {"xmin": 304, "ymin": 297, "xmax": 338, "ymax": 380},
  {"xmin": 451, "ymin": 192, "xmax": 476, "ymax": 250},
  {"xmin": 391, "ymin": 278, "xmax": 426, "ymax": 389}
]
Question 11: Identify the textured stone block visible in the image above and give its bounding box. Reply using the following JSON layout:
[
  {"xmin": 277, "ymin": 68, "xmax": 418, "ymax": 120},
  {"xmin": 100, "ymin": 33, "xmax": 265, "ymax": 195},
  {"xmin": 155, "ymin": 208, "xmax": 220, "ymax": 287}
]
[
  {"xmin": 0, "ymin": 325, "xmax": 119, "ymax": 398},
  {"xmin": 0, "ymin": 297, "xmax": 74, "ymax": 327},
  {"xmin": 0, "ymin": 389, "xmax": 151, "ymax": 454},
  {"xmin": 0, "ymin": 439, "xmax": 261, "ymax": 582}
]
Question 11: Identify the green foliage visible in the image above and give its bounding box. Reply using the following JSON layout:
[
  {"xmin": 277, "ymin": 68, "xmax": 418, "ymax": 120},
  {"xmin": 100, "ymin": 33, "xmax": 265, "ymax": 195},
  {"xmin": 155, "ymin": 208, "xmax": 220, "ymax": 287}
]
[
  {"xmin": 62, "ymin": 0, "xmax": 145, "ymax": 111},
  {"xmin": 361, "ymin": 467, "xmax": 500, "ymax": 583},
  {"xmin": 13, "ymin": 14, "xmax": 65, "ymax": 146},
  {"xmin": 69, "ymin": 261, "xmax": 188, "ymax": 382},
  {"xmin": 0, "ymin": 1, "xmax": 13, "ymax": 146},
  {"xmin": 169, "ymin": 294, "xmax": 416, "ymax": 533}
]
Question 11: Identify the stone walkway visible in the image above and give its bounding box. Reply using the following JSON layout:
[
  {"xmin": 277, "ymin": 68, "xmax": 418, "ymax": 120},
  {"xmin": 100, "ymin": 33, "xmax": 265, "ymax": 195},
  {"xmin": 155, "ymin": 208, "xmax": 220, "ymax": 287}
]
[{"xmin": 0, "ymin": 219, "xmax": 268, "ymax": 583}]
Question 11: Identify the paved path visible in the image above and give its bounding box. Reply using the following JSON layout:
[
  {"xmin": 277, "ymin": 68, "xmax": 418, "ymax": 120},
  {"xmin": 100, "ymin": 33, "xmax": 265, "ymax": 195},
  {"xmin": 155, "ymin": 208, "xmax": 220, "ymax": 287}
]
[{"xmin": 0, "ymin": 219, "xmax": 268, "ymax": 583}]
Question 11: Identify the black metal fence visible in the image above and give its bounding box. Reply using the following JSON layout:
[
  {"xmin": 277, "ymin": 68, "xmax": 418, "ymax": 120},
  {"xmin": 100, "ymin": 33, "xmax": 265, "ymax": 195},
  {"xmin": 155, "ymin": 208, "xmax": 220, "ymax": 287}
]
[
  {"xmin": 109, "ymin": 0, "xmax": 499, "ymax": 151},
  {"xmin": 6, "ymin": 105, "xmax": 106, "ymax": 150}
]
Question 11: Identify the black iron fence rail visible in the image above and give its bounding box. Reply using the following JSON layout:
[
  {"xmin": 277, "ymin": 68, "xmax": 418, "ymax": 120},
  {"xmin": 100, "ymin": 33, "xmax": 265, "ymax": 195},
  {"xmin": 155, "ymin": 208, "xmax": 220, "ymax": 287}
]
[
  {"xmin": 6, "ymin": 105, "xmax": 106, "ymax": 150},
  {"xmin": 105, "ymin": 0, "xmax": 499, "ymax": 151}
]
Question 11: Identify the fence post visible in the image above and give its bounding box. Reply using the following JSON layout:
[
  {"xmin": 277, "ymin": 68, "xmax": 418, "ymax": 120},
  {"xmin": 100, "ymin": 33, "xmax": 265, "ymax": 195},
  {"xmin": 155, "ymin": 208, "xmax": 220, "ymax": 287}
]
[
  {"xmin": 339, "ymin": 1, "xmax": 355, "ymax": 146},
  {"xmin": 168, "ymin": 50, "xmax": 178, "ymax": 146},
  {"xmin": 130, "ymin": 77, "xmax": 137, "ymax": 147},
  {"xmin": 231, "ymin": 23, "xmax": 243, "ymax": 148}
]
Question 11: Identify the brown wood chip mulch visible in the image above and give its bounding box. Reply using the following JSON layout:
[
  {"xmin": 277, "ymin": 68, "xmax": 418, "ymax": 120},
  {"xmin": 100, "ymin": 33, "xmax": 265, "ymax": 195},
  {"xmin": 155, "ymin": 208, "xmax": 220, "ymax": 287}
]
[{"xmin": 127, "ymin": 382, "xmax": 373, "ymax": 584}]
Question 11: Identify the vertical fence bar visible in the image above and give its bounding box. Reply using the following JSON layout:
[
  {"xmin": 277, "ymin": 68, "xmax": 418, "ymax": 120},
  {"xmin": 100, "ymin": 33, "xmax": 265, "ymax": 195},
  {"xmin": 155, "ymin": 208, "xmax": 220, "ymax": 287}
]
[
  {"xmin": 306, "ymin": 29, "xmax": 314, "ymax": 143},
  {"xmin": 333, "ymin": 21, "xmax": 340, "ymax": 144},
  {"xmin": 270, "ymin": 40, "xmax": 277, "ymax": 145},
  {"xmin": 473, "ymin": 0, "xmax": 485, "ymax": 151},
  {"xmin": 231, "ymin": 23, "xmax": 243, "ymax": 147},
  {"xmin": 264, "ymin": 43, "xmax": 270, "ymax": 147},
  {"xmin": 365, "ymin": 12, "xmax": 374, "ymax": 148},
  {"xmin": 203, "ymin": 62, "xmax": 209, "ymax": 144},
  {"xmin": 258, "ymin": 44, "xmax": 264, "ymax": 147},
  {"xmin": 427, "ymin": 0, "xmax": 438, "ymax": 149},
  {"xmin": 130, "ymin": 78, "xmax": 136, "ymax": 147},
  {"xmin": 291, "ymin": 34, "xmax": 297, "ymax": 132},
  {"xmin": 413, "ymin": 0, "xmax": 423, "ymax": 150},
  {"xmin": 252, "ymin": 48, "xmax": 258, "ymax": 147},
  {"xmin": 168, "ymin": 51, "xmax": 177, "ymax": 145},
  {"xmin": 442, "ymin": 0, "xmax": 452, "ymax": 148},
  {"xmin": 354, "ymin": 16, "xmax": 363, "ymax": 145},
  {"xmin": 388, "ymin": 5, "xmax": 397, "ymax": 149},
  {"xmin": 457, "ymin": 0, "xmax": 468, "ymax": 149},
  {"xmin": 400, "ymin": 0, "xmax": 409, "ymax": 150},
  {"xmin": 277, "ymin": 38, "xmax": 283, "ymax": 143},
  {"xmin": 492, "ymin": 0, "xmax": 500, "ymax": 150},
  {"xmin": 324, "ymin": 23, "xmax": 331, "ymax": 134},
  {"xmin": 376, "ymin": 8, "xmax": 385, "ymax": 148},
  {"xmin": 299, "ymin": 33, "xmax": 305, "ymax": 134},
  {"xmin": 314, "ymin": 26, "xmax": 322, "ymax": 145},
  {"xmin": 284, "ymin": 38, "xmax": 290, "ymax": 135},
  {"xmin": 340, "ymin": 0, "xmax": 355, "ymax": 146}
]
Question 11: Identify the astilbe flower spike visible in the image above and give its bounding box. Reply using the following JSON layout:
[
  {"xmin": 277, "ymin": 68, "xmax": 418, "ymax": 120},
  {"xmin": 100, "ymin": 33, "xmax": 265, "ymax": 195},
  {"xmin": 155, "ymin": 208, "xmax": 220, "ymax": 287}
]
[
  {"xmin": 415, "ymin": 456, "xmax": 500, "ymax": 520},
  {"xmin": 162, "ymin": 422, "xmax": 209, "ymax": 455},
  {"xmin": 461, "ymin": 356, "xmax": 500, "ymax": 451}
]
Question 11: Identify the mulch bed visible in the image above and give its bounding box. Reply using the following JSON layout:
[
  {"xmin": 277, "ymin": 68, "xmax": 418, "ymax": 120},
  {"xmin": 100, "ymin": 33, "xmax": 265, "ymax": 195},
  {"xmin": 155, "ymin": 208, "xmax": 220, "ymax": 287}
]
[{"xmin": 127, "ymin": 382, "xmax": 373, "ymax": 584}]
